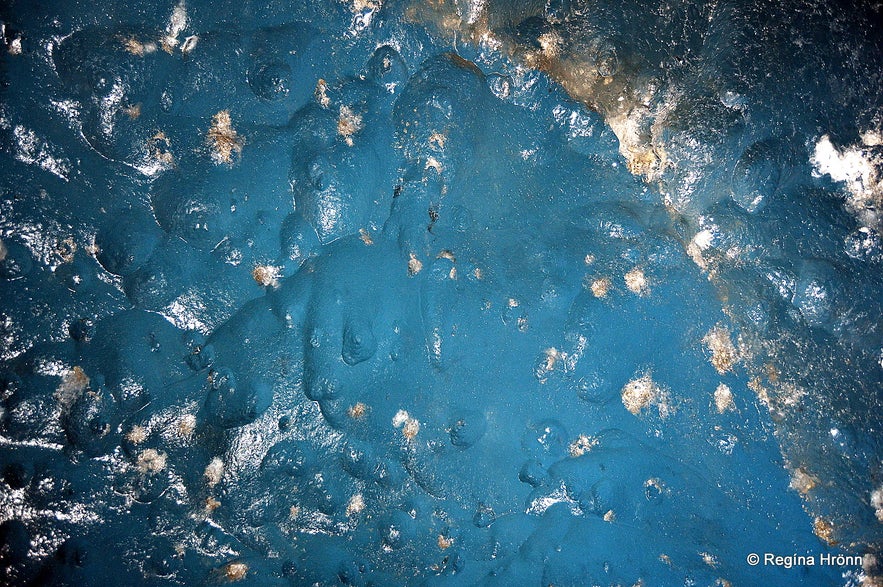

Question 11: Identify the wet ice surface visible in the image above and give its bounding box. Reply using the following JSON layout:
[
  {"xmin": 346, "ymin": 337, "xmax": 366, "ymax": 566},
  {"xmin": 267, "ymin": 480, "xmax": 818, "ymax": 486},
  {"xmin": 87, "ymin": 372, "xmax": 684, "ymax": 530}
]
[{"xmin": 0, "ymin": 0, "xmax": 882, "ymax": 585}]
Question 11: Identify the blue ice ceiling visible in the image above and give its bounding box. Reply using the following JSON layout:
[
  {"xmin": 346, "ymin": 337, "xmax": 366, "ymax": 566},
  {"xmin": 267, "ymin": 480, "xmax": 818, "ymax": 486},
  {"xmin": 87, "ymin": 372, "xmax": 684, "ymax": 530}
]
[{"xmin": 0, "ymin": 0, "xmax": 882, "ymax": 585}]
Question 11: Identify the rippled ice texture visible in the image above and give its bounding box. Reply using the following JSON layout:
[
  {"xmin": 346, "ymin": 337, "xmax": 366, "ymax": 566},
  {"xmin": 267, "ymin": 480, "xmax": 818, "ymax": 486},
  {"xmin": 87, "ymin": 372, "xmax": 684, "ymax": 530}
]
[{"xmin": 0, "ymin": 0, "xmax": 881, "ymax": 585}]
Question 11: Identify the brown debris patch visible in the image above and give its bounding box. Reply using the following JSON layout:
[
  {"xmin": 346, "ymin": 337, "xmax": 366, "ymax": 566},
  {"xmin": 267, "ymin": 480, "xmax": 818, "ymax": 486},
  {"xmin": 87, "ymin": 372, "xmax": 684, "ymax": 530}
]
[
  {"xmin": 206, "ymin": 110, "xmax": 244, "ymax": 165},
  {"xmin": 703, "ymin": 326, "xmax": 738, "ymax": 374},
  {"xmin": 813, "ymin": 517, "xmax": 837, "ymax": 546}
]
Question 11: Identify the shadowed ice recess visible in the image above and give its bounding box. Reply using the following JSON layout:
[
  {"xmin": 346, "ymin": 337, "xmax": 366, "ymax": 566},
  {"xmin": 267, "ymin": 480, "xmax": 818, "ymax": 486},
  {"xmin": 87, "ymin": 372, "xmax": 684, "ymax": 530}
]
[{"xmin": 0, "ymin": 0, "xmax": 882, "ymax": 584}]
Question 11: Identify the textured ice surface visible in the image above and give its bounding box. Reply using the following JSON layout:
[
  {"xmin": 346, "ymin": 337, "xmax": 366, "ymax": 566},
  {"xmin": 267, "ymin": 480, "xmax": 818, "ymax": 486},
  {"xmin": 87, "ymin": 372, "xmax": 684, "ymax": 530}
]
[{"xmin": 1, "ymin": 0, "xmax": 882, "ymax": 585}]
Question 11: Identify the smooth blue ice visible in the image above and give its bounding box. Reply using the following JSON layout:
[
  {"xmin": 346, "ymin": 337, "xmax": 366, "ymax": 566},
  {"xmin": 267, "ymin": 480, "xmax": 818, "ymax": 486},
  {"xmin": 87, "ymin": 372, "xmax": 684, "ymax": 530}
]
[{"xmin": 0, "ymin": 0, "xmax": 882, "ymax": 585}]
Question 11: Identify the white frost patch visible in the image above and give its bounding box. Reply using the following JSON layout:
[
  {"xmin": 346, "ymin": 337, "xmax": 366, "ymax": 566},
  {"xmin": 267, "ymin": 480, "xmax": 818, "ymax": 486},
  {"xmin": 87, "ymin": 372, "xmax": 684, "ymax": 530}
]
[
  {"xmin": 34, "ymin": 358, "xmax": 68, "ymax": 378},
  {"xmin": 461, "ymin": 0, "xmax": 487, "ymax": 25},
  {"xmin": 392, "ymin": 410, "xmax": 409, "ymax": 427},
  {"xmin": 12, "ymin": 125, "xmax": 71, "ymax": 180},
  {"xmin": 692, "ymin": 229, "xmax": 714, "ymax": 251},
  {"xmin": 181, "ymin": 35, "xmax": 198, "ymax": 54},
  {"xmin": 526, "ymin": 481, "xmax": 579, "ymax": 515},
  {"xmin": 687, "ymin": 227, "xmax": 718, "ymax": 272},
  {"xmin": 50, "ymin": 99, "xmax": 83, "ymax": 134},
  {"xmin": 204, "ymin": 457, "xmax": 224, "ymax": 486},
  {"xmin": 161, "ymin": 291, "xmax": 211, "ymax": 334},
  {"xmin": 347, "ymin": 0, "xmax": 380, "ymax": 35},
  {"xmin": 535, "ymin": 336, "xmax": 586, "ymax": 383},
  {"xmin": 552, "ymin": 105, "xmax": 598, "ymax": 140},
  {"xmin": 98, "ymin": 79, "xmax": 126, "ymax": 138},
  {"xmin": 0, "ymin": 436, "xmax": 64, "ymax": 451},
  {"xmin": 163, "ymin": 1, "xmax": 189, "ymax": 50},
  {"xmin": 508, "ymin": 66, "xmax": 543, "ymax": 111},
  {"xmin": 713, "ymin": 383, "xmax": 735, "ymax": 414},
  {"xmin": 346, "ymin": 493, "xmax": 365, "ymax": 516},
  {"xmin": 811, "ymin": 134, "xmax": 883, "ymax": 228},
  {"xmin": 1, "ymin": 25, "xmax": 22, "ymax": 56},
  {"xmin": 872, "ymin": 485, "xmax": 883, "ymax": 523}
]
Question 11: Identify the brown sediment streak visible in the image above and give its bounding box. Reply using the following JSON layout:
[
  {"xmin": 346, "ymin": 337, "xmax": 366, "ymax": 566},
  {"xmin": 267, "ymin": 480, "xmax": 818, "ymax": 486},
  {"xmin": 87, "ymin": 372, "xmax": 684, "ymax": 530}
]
[{"xmin": 405, "ymin": 1, "xmax": 670, "ymax": 184}]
